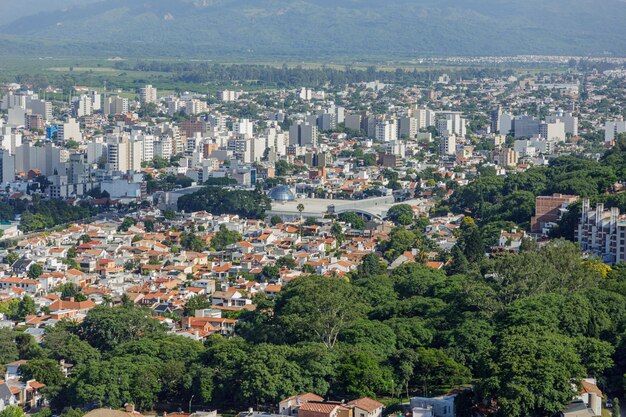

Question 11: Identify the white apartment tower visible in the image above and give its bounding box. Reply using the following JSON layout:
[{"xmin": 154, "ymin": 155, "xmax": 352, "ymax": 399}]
[{"xmin": 140, "ymin": 85, "xmax": 158, "ymax": 104}]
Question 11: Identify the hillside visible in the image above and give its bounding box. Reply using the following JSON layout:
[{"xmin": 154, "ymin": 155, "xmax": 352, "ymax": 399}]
[{"xmin": 0, "ymin": 0, "xmax": 625, "ymax": 58}]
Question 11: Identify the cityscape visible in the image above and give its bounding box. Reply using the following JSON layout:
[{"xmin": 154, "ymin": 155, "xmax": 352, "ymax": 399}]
[{"xmin": 0, "ymin": 2, "xmax": 626, "ymax": 417}]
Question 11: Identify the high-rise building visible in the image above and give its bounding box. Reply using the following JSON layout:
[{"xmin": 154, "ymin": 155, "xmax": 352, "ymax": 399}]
[
  {"xmin": 139, "ymin": 85, "xmax": 158, "ymax": 104},
  {"xmin": 72, "ymin": 95, "xmax": 93, "ymax": 118},
  {"xmin": 492, "ymin": 147, "xmax": 518, "ymax": 167},
  {"xmin": 375, "ymin": 119, "xmax": 398, "ymax": 142},
  {"xmin": 106, "ymin": 134, "xmax": 142, "ymax": 172},
  {"xmin": 539, "ymin": 121, "xmax": 566, "ymax": 142},
  {"xmin": 398, "ymin": 117, "xmax": 418, "ymax": 139},
  {"xmin": 547, "ymin": 110, "xmax": 578, "ymax": 136},
  {"xmin": 345, "ymin": 114, "xmax": 362, "ymax": 132},
  {"xmin": 513, "ymin": 115, "xmax": 540, "ymax": 138},
  {"xmin": 490, "ymin": 106, "xmax": 502, "ymax": 133},
  {"xmin": 439, "ymin": 134, "xmax": 457, "ymax": 155},
  {"xmin": 58, "ymin": 118, "xmax": 82, "ymax": 141},
  {"xmin": 234, "ymin": 119, "xmax": 254, "ymax": 137},
  {"xmin": 578, "ymin": 200, "xmax": 626, "ymax": 265},
  {"xmin": 104, "ymin": 96, "xmax": 129, "ymax": 115},
  {"xmin": 0, "ymin": 149, "xmax": 15, "ymax": 185},
  {"xmin": 436, "ymin": 112, "xmax": 466, "ymax": 137},
  {"xmin": 605, "ymin": 119, "xmax": 626, "ymax": 143},
  {"xmin": 289, "ymin": 122, "xmax": 318, "ymax": 147}
]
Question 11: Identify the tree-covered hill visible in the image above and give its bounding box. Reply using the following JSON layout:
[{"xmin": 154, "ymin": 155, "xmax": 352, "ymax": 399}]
[{"xmin": 0, "ymin": 0, "xmax": 625, "ymax": 58}]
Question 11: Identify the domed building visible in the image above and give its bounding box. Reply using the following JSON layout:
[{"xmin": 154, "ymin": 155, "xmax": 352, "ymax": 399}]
[{"xmin": 268, "ymin": 185, "xmax": 296, "ymax": 202}]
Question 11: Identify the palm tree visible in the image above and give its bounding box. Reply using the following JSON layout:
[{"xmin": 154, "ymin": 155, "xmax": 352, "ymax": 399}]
[{"xmin": 297, "ymin": 203, "xmax": 304, "ymax": 238}]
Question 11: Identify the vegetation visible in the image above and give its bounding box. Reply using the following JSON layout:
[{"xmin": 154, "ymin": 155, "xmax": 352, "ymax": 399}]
[
  {"xmin": 177, "ymin": 186, "xmax": 271, "ymax": 219},
  {"xmin": 2, "ymin": 239, "xmax": 625, "ymax": 416},
  {"xmin": 446, "ymin": 144, "xmax": 626, "ymax": 236}
]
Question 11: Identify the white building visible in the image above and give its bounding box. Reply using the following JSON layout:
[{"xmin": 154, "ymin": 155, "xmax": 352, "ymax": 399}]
[
  {"xmin": 139, "ymin": 85, "xmax": 158, "ymax": 104},
  {"xmin": 104, "ymin": 96, "xmax": 129, "ymax": 115},
  {"xmin": 539, "ymin": 121, "xmax": 566, "ymax": 142},
  {"xmin": 439, "ymin": 134, "xmax": 457, "ymax": 156},
  {"xmin": 375, "ymin": 120, "xmax": 397, "ymax": 142},
  {"xmin": 436, "ymin": 112, "xmax": 466, "ymax": 137},
  {"xmin": 58, "ymin": 118, "xmax": 82, "ymax": 141},
  {"xmin": 605, "ymin": 119, "xmax": 626, "ymax": 143},
  {"xmin": 410, "ymin": 395, "xmax": 455, "ymax": 417},
  {"xmin": 233, "ymin": 119, "xmax": 254, "ymax": 137}
]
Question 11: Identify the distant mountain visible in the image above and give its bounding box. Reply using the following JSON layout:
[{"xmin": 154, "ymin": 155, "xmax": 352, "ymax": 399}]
[{"xmin": 1, "ymin": 0, "xmax": 625, "ymax": 58}]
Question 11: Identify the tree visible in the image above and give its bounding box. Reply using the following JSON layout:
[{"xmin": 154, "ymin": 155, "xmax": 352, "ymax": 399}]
[
  {"xmin": 184, "ymin": 295, "xmax": 212, "ymax": 316},
  {"xmin": 356, "ymin": 253, "xmax": 387, "ymax": 278},
  {"xmin": 387, "ymin": 204, "xmax": 414, "ymax": 225},
  {"xmin": 79, "ymin": 305, "xmax": 165, "ymax": 351},
  {"xmin": 275, "ymin": 276, "xmax": 364, "ymax": 349},
  {"xmin": 261, "ymin": 265, "xmax": 280, "ymax": 280},
  {"xmin": 330, "ymin": 222, "xmax": 345, "ymax": 245},
  {"xmin": 178, "ymin": 186, "xmax": 271, "ymax": 219},
  {"xmin": 5, "ymin": 252, "xmax": 19, "ymax": 266},
  {"xmin": 19, "ymin": 358, "xmax": 65, "ymax": 386},
  {"xmin": 270, "ymin": 215, "xmax": 283, "ymax": 226},
  {"xmin": 379, "ymin": 228, "xmax": 418, "ymax": 261},
  {"xmin": 483, "ymin": 326, "xmax": 584, "ymax": 417},
  {"xmin": 338, "ymin": 212, "xmax": 365, "ymax": 230},
  {"xmin": 15, "ymin": 333, "xmax": 44, "ymax": 359},
  {"xmin": 0, "ymin": 328, "xmax": 18, "ymax": 365},
  {"xmin": 180, "ymin": 232, "xmax": 206, "ymax": 252},
  {"xmin": 28, "ymin": 263, "xmax": 43, "ymax": 279},
  {"xmin": 411, "ymin": 348, "xmax": 471, "ymax": 396},
  {"xmin": 0, "ymin": 406, "xmax": 25, "ymax": 417},
  {"xmin": 335, "ymin": 351, "xmax": 390, "ymax": 398},
  {"xmin": 276, "ymin": 256, "xmax": 297, "ymax": 269},
  {"xmin": 446, "ymin": 245, "xmax": 469, "ymax": 274},
  {"xmin": 459, "ymin": 217, "xmax": 484, "ymax": 263},
  {"xmin": 44, "ymin": 328, "xmax": 100, "ymax": 366},
  {"xmin": 15, "ymin": 295, "xmax": 36, "ymax": 321},
  {"xmin": 211, "ymin": 225, "xmax": 242, "ymax": 251}
]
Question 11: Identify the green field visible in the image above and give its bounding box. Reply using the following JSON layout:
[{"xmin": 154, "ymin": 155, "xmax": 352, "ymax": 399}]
[{"xmin": 0, "ymin": 55, "xmax": 568, "ymax": 96}]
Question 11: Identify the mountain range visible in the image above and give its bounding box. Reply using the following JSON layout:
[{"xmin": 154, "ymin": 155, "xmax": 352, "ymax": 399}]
[{"xmin": 0, "ymin": 0, "xmax": 625, "ymax": 58}]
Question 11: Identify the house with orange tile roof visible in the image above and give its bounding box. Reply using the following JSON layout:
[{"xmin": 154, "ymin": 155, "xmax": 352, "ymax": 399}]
[
  {"xmin": 297, "ymin": 402, "xmax": 351, "ymax": 417},
  {"xmin": 279, "ymin": 393, "xmax": 325, "ymax": 416},
  {"xmin": 346, "ymin": 398, "xmax": 384, "ymax": 417}
]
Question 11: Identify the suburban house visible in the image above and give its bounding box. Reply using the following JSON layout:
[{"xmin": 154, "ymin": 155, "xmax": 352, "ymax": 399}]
[
  {"xmin": 562, "ymin": 378, "xmax": 603, "ymax": 417},
  {"xmin": 297, "ymin": 402, "xmax": 352, "ymax": 417},
  {"xmin": 346, "ymin": 398, "xmax": 384, "ymax": 417},
  {"xmin": 279, "ymin": 393, "xmax": 325, "ymax": 416}
]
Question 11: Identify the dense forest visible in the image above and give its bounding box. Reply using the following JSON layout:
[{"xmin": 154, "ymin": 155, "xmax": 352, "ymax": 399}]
[{"xmin": 0, "ymin": 240, "xmax": 623, "ymax": 417}]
